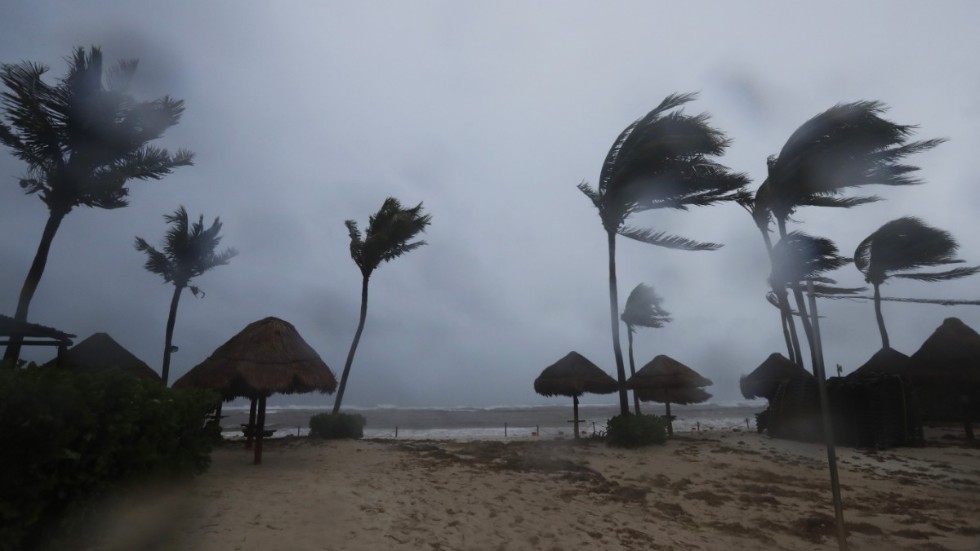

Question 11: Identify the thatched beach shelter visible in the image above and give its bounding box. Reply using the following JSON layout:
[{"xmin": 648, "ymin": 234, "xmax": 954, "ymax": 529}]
[
  {"xmin": 173, "ymin": 317, "xmax": 337, "ymax": 463},
  {"xmin": 848, "ymin": 347, "xmax": 911, "ymax": 380},
  {"xmin": 740, "ymin": 353, "xmax": 811, "ymax": 401},
  {"xmin": 909, "ymin": 317, "xmax": 980, "ymax": 431},
  {"xmin": 42, "ymin": 332, "xmax": 160, "ymax": 380},
  {"xmin": 0, "ymin": 314, "xmax": 74, "ymax": 365},
  {"xmin": 627, "ymin": 354, "xmax": 712, "ymax": 436},
  {"xmin": 534, "ymin": 351, "xmax": 618, "ymax": 439}
]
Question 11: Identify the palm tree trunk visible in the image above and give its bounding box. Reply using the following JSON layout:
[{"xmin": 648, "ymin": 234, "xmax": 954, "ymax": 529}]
[
  {"xmin": 759, "ymin": 226, "xmax": 801, "ymax": 365},
  {"xmin": 161, "ymin": 284, "xmax": 185, "ymax": 385},
  {"xmin": 3, "ymin": 209, "xmax": 68, "ymax": 364},
  {"xmin": 626, "ymin": 328, "xmax": 641, "ymax": 415},
  {"xmin": 606, "ymin": 230, "xmax": 630, "ymax": 416},
  {"xmin": 873, "ymin": 283, "xmax": 890, "ymax": 349},
  {"xmin": 776, "ymin": 218, "xmax": 818, "ymax": 374},
  {"xmin": 333, "ymin": 274, "xmax": 370, "ymax": 414}
]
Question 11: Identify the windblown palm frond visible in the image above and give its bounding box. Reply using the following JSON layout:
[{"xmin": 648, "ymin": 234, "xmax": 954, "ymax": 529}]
[
  {"xmin": 855, "ymin": 217, "xmax": 979, "ymax": 285},
  {"xmin": 770, "ymin": 232, "xmax": 851, "ymax": 286},
  {"xmin": 135, "ymin": 205, "xmax": 238, "ymax": 289},
  {"xmin": 348, "ymin": 197, "xmax": 431, "ymax": 277},
  {"xmin": 618, "ymin": 227, "xmax": 721, "ymax": 251},
  {"xmin": 621, "ymin": 283, "xmax": 672, "ymax": 331}
]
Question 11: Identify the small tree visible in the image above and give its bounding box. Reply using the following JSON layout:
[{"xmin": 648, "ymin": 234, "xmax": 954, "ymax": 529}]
[
  {"xmin": 621, "ymin": 283, "xmax": 671, "ymax": 414},
  {"xmin": 333, "ymin": 198, "xmax": 431, "ymax": 414},
  {"xmin": 135, "ymin": 207, "xmax": 237, "ymax": 384}
]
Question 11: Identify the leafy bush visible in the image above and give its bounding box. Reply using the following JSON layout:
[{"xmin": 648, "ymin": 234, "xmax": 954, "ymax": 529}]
[
  {"xmin": 605, "ymin": 413, "xmax": 668, "ymax": 448},
  {"xmin": 309, "ymin": 412, "xmax": 366, "ymax": 439},
  {"xmin": 0, "ymin": 367, "xmax": 220, "ymax": 551}
]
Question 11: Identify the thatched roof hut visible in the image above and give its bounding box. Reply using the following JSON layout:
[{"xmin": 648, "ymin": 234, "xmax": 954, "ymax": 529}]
[
  {"xmin": 173, "ymin": 317, "xmax": 337, "ymax": 464},
  {"xmin": 908, "ymin": 317, "xmax": 980, "ymax": 422},
  {"xmin": 740, "ymin": 353, "xmax": 811, "ymax": 400},
  {"xmin": 847, "ymin": 348, "xmax": 911, "ymax": 380},
  {"xmin": 1, "ymin": 314, "xmax": 75, "ymax": 365},
  {"xmin": 534, "ymin": 351, "xmax": 617, "ymax": 439},
  {"xmin": 42, "ymin": 332, "xmax": 160, "ymax": 380},
  {"xmin": 627, "ymin": 355, "xmax": 712, "ymax": 435}
]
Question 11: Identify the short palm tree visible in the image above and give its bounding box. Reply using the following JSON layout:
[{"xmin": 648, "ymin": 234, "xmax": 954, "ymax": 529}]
[
  {"xmin": 621, "ymin": 283, "xmax": 671, "ymax": 414},
  {"xmin": 0, "ymin": 47, "xmax": 192, "ymax": 363},
  {"xmin": 855, "ymin": 217, "xmax": 979, "ymax": 349},
  {"xmin": 333, "ymin": 198, "xmax": 431, "ymax": 414},
  {"xmin": 579, "ymin": 92, "xmax": 747, "ymax": 415},
  {"xmin": 135, "ymin": 207, "xmax": 237, "ymax": 384}
]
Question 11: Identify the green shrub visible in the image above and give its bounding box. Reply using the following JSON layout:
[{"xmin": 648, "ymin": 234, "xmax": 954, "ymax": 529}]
[
  {"xmin": 309, "ymin": 412, "xmax": 366, "ymax": 439},
  {"xmin": 605, "ymin": 413, "xmax": 668, "ymax": 448},
  {"xmin": 0, "ymin": 367, "xmax": 220, "ymax": 551}
]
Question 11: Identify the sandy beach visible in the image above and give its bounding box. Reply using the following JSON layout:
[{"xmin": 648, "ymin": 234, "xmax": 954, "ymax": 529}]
[{"xmin": 69, "ymin": 428, "xmax": 980, "ymax": 551}]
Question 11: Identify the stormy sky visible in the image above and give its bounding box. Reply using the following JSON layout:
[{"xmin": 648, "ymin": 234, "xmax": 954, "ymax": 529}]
[{"xmin": 1, "ymin": 2, "xmax": 978, "ymax": 408}]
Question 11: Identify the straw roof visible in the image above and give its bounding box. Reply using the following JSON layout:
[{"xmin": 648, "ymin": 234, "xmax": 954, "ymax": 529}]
[
  {"xmin": 0, "ymin": 314, "xmax": 74, "ymax": 343},
  {"xmin": 637, "ymin": 385, "xmax": 712, "ymax": 405},
  {"xmin": 627, "ymin": 355, "xmax": 712, "ymax": 390},
  {"xmin": 533, "ymin": 351, "xmax": 618, "ymax": 397},
  {"xmin": 909, "ymin": 317, "xmax": 980, "ymax": 389},
  {"xmin": 173, "ymin": 317, "xmax": 337, "ymax": 398},
  {"xmin": 43, "ymin": 332, "xmax": 160, "ymax": 380},
  {"xmin": 847, "ymin": 347, "xmax": 911, "ymax": 380},
  {"xmin": 740, "ymin": 353, "xmax": 811, "ymax": 400}
]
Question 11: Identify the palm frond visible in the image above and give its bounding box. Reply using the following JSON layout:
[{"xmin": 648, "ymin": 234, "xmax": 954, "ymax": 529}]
[
  {"xmin": 892, "ymin": 266, "xmax": 980, "ymax": 282},
  {"xmin": 771, "ymin": 231, "xmax": 850, "ymax": 285},
  {"xmin": 621, "ymin": 283, "xmax": 672, "ymax": 329},
  {"xmin": 618, "ymin": 226, "xmax": 721, "ymax": 251},
  {"xmin": 855, "ymin": 217, "xmax": 973, "ymax": 286}
]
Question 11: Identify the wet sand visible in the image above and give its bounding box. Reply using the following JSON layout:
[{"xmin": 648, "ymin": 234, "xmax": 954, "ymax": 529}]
[{"xmin": 70, "ymin": 428, "xmax": 980, "ymax": 550}]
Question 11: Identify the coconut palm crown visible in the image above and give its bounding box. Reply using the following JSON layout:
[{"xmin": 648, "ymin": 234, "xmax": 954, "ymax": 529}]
[
  {"xmin": 855, "ymin": 217, "xmax": 979, "ymax": 349},
  {"xmin": 621, "ymin": 283, "xmax": 672, "ymax": 414}
]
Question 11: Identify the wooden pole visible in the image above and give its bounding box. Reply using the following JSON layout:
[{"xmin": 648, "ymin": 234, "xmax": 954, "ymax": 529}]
[
  {"xmin": 573, "ymin": 395, "xmax": 580, "ymax": 439},
  {"xmin": 254, "ymin": 395, "xmax": 267, "ymax": 465},
  {"xmin": 245, "ymin": 397, "xmax": 257, "ymax": 449},
  {"xmin": 807, "ymin": 280, "xmax": 848, "ymax": 551}
]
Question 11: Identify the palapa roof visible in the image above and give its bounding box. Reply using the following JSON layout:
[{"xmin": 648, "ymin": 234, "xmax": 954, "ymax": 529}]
[
  {"xmin": 173, "ymin": 317, "xmax": 337, "ymax": 398},
  {"xmin": 740, "ymin": 353, "xmax": 812, "ymax": 400},
  {"xmin": 533, "ymin": 351, "xmax": 618, "ymax": 397},
  {"xmin": 847, "ymin": 347, "xmax": 910, "ymax": 380},
  {"xmin": 636, "ymin": 385, "xmax": 712, "ymax": 405},
  {"xmin": 909, "ymin": 317, "xmax": 980, "ymax": 386},
  {"xmin": 627, "ymin": 354, "xmax": 712, "ymax": 391},
  {"xmin": 0, "ymin": 314, "xmax": 75, "ymax": 343},
  {"xmin": 42, "ymin": 332, "xmax": 160, "ymax": 380}
]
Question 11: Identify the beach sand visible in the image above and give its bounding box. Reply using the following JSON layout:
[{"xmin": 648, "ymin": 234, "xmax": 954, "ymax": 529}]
[{"xmin": 69, "ymin": 428, "xmax": 980, "ymax": 551}]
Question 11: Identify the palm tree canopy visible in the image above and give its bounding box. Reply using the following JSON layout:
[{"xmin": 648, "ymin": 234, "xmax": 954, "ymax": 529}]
[
  {"xmin": 0, "ymin": 46, "xmax": 193, "ymax": 213},
  {"xmin": 855, "ymin": 217, "xmax": 980, "ymax": 286},
  {"xmin": 346, "ymin": 197, "xmax": 431, "ymax": 277},
  {"xmin": 578, "ymin": 92, "xmax": 748, "ymax": 250},
  {"xmin": 770, "ymin": 231, "xmax": 850, "ymax": 287},
  {"xmin": 766, "ymin": 101, "xmax": 944, "ymax": 221},
  {"xmin": 134, "ymin": 206, "xmax": 238, "ymax": 291},
  {"xmin": 621, "ymin": 283, "xmax": 672, "ymax": 332}
]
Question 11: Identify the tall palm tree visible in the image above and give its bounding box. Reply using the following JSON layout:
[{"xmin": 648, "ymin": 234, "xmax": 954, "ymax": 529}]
[
  {"xmin": 0, "ymin": 47, "xmax": 192, "ymax": 363},
  {"xmin": 621, "ymin": 283, "xmax": 671, "ymax": 414},
  {"xmin": 333, "ymin": 198, "xmax": 431, "ymax": 414},
  {"xmin": 765, "ymin": 101, "xmax": 944, "ymax": 369},
  {"xmin": 855, "ymin": 217, "xmax": 979, "ymax": 349},
  {"xmin": 579, "ymin": 92, "xmax": 748, "ymax": 415},
  {"xmin": 135, "ymin": 207, "xmax": 237, "ymax": 384}
]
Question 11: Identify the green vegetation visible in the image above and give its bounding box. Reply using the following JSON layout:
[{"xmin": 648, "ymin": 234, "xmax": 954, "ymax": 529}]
[
  {"xmin": 309, "ymin": 412, "xmax": 367, "ymax": 439},
  {"xmin": 0, "ymin": 367, "xmax": 219, "ymax": 551},
  {"xmin": 605, "ymin": 413, "xmax": 668, "ymax": 448}
]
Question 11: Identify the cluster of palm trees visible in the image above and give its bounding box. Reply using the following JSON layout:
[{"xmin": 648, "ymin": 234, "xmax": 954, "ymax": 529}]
[{"xmin": 585, "ymin": 95, "xmax": 977, "ymax": 417}]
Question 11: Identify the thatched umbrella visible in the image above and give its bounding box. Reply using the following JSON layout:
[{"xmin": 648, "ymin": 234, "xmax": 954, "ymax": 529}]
[
  {"xmin": 627, "ymin": 354, "xmax": 712, "ymax": 436},
  {"xmin": 173, "ymin": 317, "xmax": 337, "ymax": 463},
  {"xmin": 534, "ymin": 351, "xmax": 618, "ymax": 439},
  {"xmin": 909, "ymin": 317, "xmax": 980, "ymax": 437},
  {"xmin": 740, "ymin": 353, "xmax": 812, "ymax": 400},
  {"xmin": 847, "ymin": 347, "xmax": 911, "ymax": 380},
  {"xmin": 42, "ymin": 332, "xmax": 160, "ymax": 380}
]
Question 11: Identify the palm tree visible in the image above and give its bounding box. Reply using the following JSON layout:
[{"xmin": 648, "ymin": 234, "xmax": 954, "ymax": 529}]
[
  {"xmin": 621, "ymin": 283, "xmax": 671, "ymax": 414},
  {"xmin": 135, "ymin": 207, "xmax": 237, "ymax": 384},
  {"xmin": 765, "ymin": 101, "xmax": 944, "ymax": 369},
  {"xmin": 855, "ymin": 217, "xmax": 979, "ymax": 349},
  {"xmin": 579, "ymin": 92, "xmax": 748, "ymax": 415},
  {"xmin": 333, "ymin": 198, "xmax": 431, "ymax": 414},
  {"xmin": 0, "ymin": 47, "xmax": 192, "ymax": 363}
]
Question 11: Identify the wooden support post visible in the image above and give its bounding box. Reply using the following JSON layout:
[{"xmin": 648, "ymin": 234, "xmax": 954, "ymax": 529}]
[
  {"xmin": 254, "ymin": 395, "xmax": 267, "ymax": 465},
  {"xmin": 573, "ymin": 395, "xmax": 580, "ymax": 440},
  {"xmin": 245, "ymin": 397, "xmax": 257, "ymax": 449}
]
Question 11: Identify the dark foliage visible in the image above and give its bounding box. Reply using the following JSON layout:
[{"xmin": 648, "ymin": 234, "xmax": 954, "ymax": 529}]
[
  {"xmin": 309, "ymin": 412, "xmax": 366, "ymax": 439},
  {"xmin": 0, "ymin": 367, "xmax": 219, "ymax": 551},
  {"xmin": 605, "ymin": 413, "xmax": 668, "ymax": 448}
]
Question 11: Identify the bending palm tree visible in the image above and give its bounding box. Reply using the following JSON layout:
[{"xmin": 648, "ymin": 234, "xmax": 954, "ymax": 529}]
[
  {"xmin": 1, "ymin": 47, "xmax": 192, "ymax": 363},
  {"xmin": 333, "ymin": 198, "xmax": 431, "ymax": 414},
  {"xmin": 765, "ymin": 101, "xmax": 944, "ymax": 369},
  {"xmin": 855, "ymin": 217, "xmax": 979, "ymax": 349},
  {"xmin": 135, "ymin": 207, "xmax": 237, "ymax": 384},
  {"xmin": 621, "ymin": 283, "xmax": 671, "ymax": 414},
  {"xmin": 579, "ymin": 92, "xmax": 747, "ymax": 415}
]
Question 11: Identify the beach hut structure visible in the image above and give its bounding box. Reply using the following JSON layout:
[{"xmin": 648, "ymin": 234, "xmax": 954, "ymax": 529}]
[
  {"xmin": 534, "ymin": 351, "xmax": 618, "ymax": 439},
  {"xmin": 0, "ymin": 314, "xmax": 74, "ymax": 366},
  {"xmin": 909, "ymin": 317, "xmax": 980, "ymax": 437},
  {"xmin": 848, "ymin": 347, "xmax": 911, "ymax": 379},
  {"xmin": 627, "ymin": 354, "xmax": 712, "ymax": 436},
  {"xmin": 740, "ymin": 353, "xmax": 811, "ymax": 401},
  {"xmin": 173, "ymin": 317, "xmax": 337, "ymax": 463},
  {"xmin": 41, "ymin": 332, "xmax": 160, "ymax": 380}
]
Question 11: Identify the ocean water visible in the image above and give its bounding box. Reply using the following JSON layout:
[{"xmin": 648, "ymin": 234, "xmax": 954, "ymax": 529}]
[{"xmin": 219, "ymin": 402, "xmax": 766, "ymax": 440}]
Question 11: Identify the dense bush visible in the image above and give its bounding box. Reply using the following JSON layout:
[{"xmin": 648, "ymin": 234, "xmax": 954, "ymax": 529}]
[
  {"xmin": 605, "ymin": 413, "xmax": 668, "ymax": 448},
  {"xmin": 0, "ymin": 367, "xmax": 220, "ymax": 551},
  {"xmin": 309, "ymin": 412, "xmax": 366, "ymax": 439}
]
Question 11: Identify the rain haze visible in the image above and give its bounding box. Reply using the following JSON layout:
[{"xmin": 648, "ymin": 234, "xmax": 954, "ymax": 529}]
[{"xmin": 2, "ymin": 1, "xmax": 978, "ymax": 408}]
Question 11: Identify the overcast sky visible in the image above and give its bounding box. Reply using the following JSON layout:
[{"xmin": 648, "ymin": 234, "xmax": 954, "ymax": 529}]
[{"xmin": 1, "ymin": 1, "xmax": 978, "ymax": 408}]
